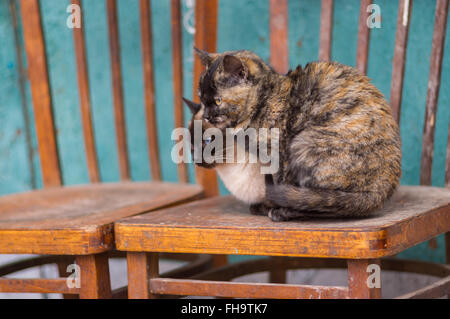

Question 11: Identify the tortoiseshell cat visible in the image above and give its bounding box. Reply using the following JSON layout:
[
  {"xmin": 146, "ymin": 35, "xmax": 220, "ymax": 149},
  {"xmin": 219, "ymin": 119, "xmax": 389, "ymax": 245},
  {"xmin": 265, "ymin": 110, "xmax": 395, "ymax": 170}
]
[{"xmin": 184, "ymin": 48, "xmax": 401, "ymax": 222}]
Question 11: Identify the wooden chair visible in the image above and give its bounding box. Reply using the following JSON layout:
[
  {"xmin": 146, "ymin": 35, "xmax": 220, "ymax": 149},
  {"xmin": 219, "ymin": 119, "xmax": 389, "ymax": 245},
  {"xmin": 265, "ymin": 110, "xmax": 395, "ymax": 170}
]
[
  {"xmin": 115, "ymin": 0, "xmax": 450, "ymax": 299},
  {"xmin": 0, "ymin": 0, "xmax": 225, "ymax": 298}
]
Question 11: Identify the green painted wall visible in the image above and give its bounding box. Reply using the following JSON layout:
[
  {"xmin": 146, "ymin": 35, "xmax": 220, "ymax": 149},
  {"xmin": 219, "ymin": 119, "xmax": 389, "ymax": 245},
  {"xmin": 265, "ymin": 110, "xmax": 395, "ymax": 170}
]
[{"xmin": 0, "ymin": 0, "xmax": 448, "ymax": 263}]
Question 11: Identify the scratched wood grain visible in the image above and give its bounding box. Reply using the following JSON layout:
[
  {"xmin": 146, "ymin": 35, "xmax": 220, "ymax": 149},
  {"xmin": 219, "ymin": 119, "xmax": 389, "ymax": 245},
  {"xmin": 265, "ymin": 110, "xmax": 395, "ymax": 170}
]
[
  {"xmin": 115, "ymin": 186, "xmax": 450, "ymax": 259},
  {"xmin": 0, "ymin": 181, "xmax": 202, "ymax": 254}
]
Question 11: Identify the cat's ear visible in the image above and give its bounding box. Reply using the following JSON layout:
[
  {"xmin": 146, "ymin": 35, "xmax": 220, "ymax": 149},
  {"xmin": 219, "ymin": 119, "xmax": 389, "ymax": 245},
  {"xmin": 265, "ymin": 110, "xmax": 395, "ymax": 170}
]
[
  {"xmin": 194, "ymin": 47, "xmax": 215, "ymax": 67},
  {"xmin": 182, "ymin": 97, "xmax": 201, "ymax": 114},
  {"xmin": 223, "ymin": 55, "xmax": 246, "ymax": 79}
]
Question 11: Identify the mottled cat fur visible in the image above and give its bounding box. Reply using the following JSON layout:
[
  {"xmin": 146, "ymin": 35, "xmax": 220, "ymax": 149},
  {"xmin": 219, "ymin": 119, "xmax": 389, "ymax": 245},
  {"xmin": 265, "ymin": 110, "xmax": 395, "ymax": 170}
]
[{"xmin": 184, "ymin": 48, "xmax": 402, "ymax": 222}]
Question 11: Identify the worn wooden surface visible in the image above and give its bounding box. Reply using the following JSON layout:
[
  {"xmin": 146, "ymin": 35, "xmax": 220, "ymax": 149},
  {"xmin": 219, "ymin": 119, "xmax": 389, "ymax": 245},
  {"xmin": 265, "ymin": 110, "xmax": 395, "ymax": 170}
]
[
  {"xmin": 189, "ymin": 0, "xmax": 228, "ymax": 268},
  {"xmin": 170, "ymin": 0, "xmax": 188, "ymax": 183},
  {"xmin": 319, "ymin": 0, "xmax": 333, "ymax": 61},
  {"xmin": 71, "ymin": 0, "xmax": 100, "ymax": 184},
  {"xmin": 116, "ymin": 186, "xmax": 450, "ymax": 259},
  {"xmin": 0, "ymin": 278, "xmax": 80, "ymax": 294},
  {"xmin": 347, "ymin": 259, "xmax": 381, "ymax": 298},
  {"xmin": 269, "ymin": 0, "xmax": 289, "ymax": 74},
  {"xmin": 150, "ymin": 278, "xmax": 349, "ymax": 299},
  {"xmin": 2, "ymin": 1, "xmax": 448, "ymax": 189},
  {"xmin": 420, "ymin": 0, "xmax": 449, "ymax": 186},
  {"xmin": 19, "ymin": 0, "xmax": 61, "ymax": 188},
  {"xmin": 140, "ymin": 0, "xmax": 161, "ymax": 181},
  {"xmin": 127, "ymin": 252, "xmax": 350, "ymax": 299},
  {"xmin": 192, "ymin": 0, "xmax": 219, "ymax": 197},
  {"xmin": 77, "ymin": 252, "xmax": 112, "ymax": 298},
  {"xmin": 390, "ymin": 0, "xmax": 413, "ymax": 123},
  {"xmin": 106, "ymin": 0, "xmax": 129, "ymax": 181},
  {"xmin": 399, "ymin": 0, "xmax": 449, "ymax": 194},
  {"xmin": 0, "ymin": 181, "xmax": 202, "ymax": 254},
  {"xmin": 57, "ymin": 257, "xmax": 78, "ymax": 299},
  {"xmin": 0, "ymin": 0, "xmax": 211, "ymax": 298},
  {"xmin": 127, "ymin": 252, "xmax": 158, "ymax": 299}
]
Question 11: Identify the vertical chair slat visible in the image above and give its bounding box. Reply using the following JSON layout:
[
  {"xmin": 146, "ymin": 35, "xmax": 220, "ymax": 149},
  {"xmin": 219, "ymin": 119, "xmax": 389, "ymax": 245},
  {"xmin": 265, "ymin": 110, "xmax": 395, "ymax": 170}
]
[
  {"xmin": 390, "ymin": 0, "xmax": 413, "ymax": 124},
  {"xmin": 319, "ymin": 0, "xmax": 333, "ymax": 61},
  {"xmin": 140, "ymin": 0, "xmax": 161, "ymax": 181},
  {"xmin": 106, "ymin": 0, "xmax": 130, "ymax": 181},
  {"xmin": 356, "ymin": 0, "xmax": 372, "ymax": 75},
  {"xmin": 420, "ymin": 0, "xmax": 449, "ymax": 186},
  {"xmin": 71, "ymin": 0, "xmax": 100, "ymax": 183},
  {"xmin": 10, "ymin": 0, "xmax": 37, "ymax": 189},
  {"xmin": 269, "ymin": 0, "xmax": 289, "ymax": 74},
  {"xmin": 170, "ymin": 0, "xmax": 188, "ymax": 183},
  {"xmin": 192, "ymin": 0, "xmax": 219, "ymax": 197},
  {"xmin": 19, "ymin": 0, "xmax": 62, "ymax": 188}
]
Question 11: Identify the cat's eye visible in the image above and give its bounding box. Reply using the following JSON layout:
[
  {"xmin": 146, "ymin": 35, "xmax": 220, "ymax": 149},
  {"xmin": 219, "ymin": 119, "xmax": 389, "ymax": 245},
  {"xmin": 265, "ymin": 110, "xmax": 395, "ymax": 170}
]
[{"xmin": 215, "ymin": 97, "xmax": 222, "ymax": 106}]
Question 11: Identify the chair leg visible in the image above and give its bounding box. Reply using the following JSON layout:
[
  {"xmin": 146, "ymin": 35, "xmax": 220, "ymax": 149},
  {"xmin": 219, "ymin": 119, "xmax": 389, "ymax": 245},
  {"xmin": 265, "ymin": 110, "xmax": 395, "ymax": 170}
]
[
  {"xmin": 269, "ymin": 257, "xmax": 287, "ymax": 283},
  {"xmin": 76, "ymin": 253, "xmax": 112, "ymax": 299},
  {"xmin": 127, "ymin": 252, "xmax": 159, "ymax": 299},
  {"xmin": 445, "ymin": 232, "xmax": 450, "ymax": 265},
  {"xmin": 57, "ymin": 258, "xmax": 78, "ymax": 299},
  {"xmin": 347, "ymin": 259, "xmax": 381, "ymax": 299}
]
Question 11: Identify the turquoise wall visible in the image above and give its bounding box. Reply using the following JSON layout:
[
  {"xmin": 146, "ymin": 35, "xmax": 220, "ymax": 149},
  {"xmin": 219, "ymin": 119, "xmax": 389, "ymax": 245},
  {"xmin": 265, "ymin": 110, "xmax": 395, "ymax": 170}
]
[{"xmin": 0, "ymin": 0, "xmax": 448, "ymax": 262}]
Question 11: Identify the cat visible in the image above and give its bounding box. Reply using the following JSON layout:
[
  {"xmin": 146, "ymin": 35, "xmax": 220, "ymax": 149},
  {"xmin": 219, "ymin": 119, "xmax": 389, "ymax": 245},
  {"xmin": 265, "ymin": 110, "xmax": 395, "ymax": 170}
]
[
  {"xmin": 184, "ymin": 97, "xmax": 268, "ymax": 204},
  {"xmin": 183, "ymin": 48, "xmax": 402, "ymax": 222}
]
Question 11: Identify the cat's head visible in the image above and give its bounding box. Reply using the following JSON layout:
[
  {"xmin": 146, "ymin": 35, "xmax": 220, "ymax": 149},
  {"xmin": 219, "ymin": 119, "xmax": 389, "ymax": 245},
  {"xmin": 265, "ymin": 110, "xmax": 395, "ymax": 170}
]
[
  {"xmin": 183, "ymin": 49, "xmax": 272, "ymax": 168},
  {"xmin": 183, "ymin": 97, "xmax": 247, "ymax": 169},
  {"xmin": 191, "ymin": 48, "xmax": 273, "ymax": 129}
]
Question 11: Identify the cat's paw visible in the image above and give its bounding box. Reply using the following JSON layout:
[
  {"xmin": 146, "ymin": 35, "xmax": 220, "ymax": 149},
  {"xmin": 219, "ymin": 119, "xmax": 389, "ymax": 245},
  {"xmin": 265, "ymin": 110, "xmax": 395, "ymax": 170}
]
[
  {"xmin": 268, "ymin": 207, "xmax": 295, "ymax": 222},
  {"xmin": 249, "ymin": 203, "xmax": 269, "ymax": 216}
]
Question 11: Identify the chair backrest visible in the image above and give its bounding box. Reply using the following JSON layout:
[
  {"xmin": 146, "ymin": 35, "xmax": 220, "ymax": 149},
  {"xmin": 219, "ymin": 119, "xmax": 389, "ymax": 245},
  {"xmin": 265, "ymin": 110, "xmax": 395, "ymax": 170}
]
[
  {"xmin": 318, "ymin": 0, "xmax": 449, "ymax": 187},
  {"xmin": 19, "ymin": 0, "xmax": 450, "ymax": 194},
  {"xmin": 19, "ymin": 0, "xmax": 219, "ymax": 193}
]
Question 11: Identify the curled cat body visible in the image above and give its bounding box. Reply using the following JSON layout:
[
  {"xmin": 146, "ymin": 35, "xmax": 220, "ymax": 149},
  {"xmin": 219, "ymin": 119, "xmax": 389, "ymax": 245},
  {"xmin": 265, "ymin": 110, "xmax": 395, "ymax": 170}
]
[{"xmin": 184, "ymin": 48, "xmax": 402, "ymax": 222}]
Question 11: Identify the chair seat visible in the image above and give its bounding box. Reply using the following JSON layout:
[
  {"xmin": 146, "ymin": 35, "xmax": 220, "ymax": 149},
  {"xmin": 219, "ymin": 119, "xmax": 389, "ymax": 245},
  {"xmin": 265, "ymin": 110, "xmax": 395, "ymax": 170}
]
[
  {"xmin": 0, "ymin": 182, "xmax": 202, "ymax": 255},
  {"xmin": 115, "ymin": 186, "xmax": 450, "ymax": 259}
]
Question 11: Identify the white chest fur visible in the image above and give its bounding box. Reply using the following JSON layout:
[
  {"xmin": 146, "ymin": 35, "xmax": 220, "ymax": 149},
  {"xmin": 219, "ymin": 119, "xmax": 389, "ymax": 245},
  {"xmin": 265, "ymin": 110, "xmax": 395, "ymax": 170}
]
[{"xmin": 215, "ymin": 162, "xmax": 266, "ymax": 204}]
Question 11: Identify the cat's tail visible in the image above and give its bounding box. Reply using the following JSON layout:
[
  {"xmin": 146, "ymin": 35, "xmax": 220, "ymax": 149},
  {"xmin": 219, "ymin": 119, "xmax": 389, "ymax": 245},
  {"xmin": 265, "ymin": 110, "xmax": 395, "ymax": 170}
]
[{"xmin": 265, "ymin": 182, "xmax": 388, "ymax": 218}]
